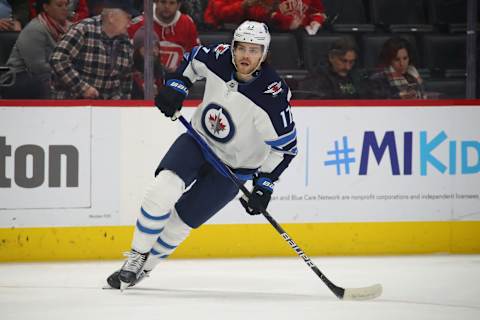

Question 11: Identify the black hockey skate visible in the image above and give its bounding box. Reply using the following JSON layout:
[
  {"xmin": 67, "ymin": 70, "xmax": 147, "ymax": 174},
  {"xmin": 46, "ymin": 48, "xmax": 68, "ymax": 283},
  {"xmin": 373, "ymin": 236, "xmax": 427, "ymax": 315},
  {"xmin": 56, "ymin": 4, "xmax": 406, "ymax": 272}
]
[
  {"xmin": 117, "ymin": 250, "xmax": 149, "ymax": 290},
  {"xmin": 106, "ymin": 269, "xmax": 150, "ymax": 289}
]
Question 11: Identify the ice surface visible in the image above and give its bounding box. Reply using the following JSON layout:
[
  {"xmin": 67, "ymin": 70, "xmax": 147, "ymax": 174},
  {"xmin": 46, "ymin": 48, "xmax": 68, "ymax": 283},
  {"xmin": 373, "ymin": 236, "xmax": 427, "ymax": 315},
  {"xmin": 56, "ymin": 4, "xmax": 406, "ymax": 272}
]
[{"xmin": 1, "ymin": 255, "xmax": 479, "ymax": 320}]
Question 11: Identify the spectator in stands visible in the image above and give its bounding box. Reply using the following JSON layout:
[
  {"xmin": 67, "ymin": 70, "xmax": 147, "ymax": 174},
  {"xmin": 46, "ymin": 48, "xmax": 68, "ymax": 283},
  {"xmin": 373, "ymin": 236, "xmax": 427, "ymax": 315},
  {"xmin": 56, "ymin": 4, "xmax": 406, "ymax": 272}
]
[
  {"xmin": 0, "ymin": 0, "xmax": 29, "ymax": 31},
  {"xmin": 131, "ymin": 27, "xmax": 164, "ymax": 99},
  {"xmin": 0, "ymin": 0, "xmax": 70, "ymax": 99},
  {"xmin": 203, "ymin": 0, "xmax": 246, "ymax": 29},
  {"xmin": 245, "ymin": 0, "xmax": 326, "ymax": 35},
  {"xmin": 128, "ymin": 0, "xmax": 200, "ymax": 73},
  {"xmin": 370, "ymin": 36, "xmax": 425, "ymax": 99},
  {"xmin": 132, "ymin": 0, "xmax": 206, "ymax": 24},
  {"xmin": 49, "ymin": 0, "xmax": 135, "ymax": 99},
  {"xmin": 180, "ymin": 0, "xmax": 204, "ymax": 28},
  {"xmin": 29, "ymin": 0, "xmax": 89, "ymax": 22},
  {"xmin": 298, "ymin": 37, "xmax": 368, "ymax": 99}
]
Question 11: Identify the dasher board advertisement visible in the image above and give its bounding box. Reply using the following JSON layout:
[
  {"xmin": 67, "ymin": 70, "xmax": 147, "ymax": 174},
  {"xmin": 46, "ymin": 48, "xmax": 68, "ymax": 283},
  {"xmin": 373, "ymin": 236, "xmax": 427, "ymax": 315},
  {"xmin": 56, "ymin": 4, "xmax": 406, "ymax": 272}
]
[
  {"xmin": 0, "ymin": 106, "xmax": 120, "ymax": 227},
  {"xmin": 1, "ymin": 103, "xmax": 479, "ymax": 228},
  {"xmin": 0, "ymin": 107, "xmax": 91, "ymax": 209}
]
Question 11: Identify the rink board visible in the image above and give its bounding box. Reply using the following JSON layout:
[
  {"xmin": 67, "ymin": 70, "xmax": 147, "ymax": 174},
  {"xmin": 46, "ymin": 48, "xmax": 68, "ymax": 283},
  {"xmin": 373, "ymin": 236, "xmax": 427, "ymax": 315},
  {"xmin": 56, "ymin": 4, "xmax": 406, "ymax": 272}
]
[
  {"xmin": 0, "ymin": 100, "xmax": 479, "ymax": 261},
  {"xmin": 0, "ymin": 221, "xmax": 480, "ymax": 262}
]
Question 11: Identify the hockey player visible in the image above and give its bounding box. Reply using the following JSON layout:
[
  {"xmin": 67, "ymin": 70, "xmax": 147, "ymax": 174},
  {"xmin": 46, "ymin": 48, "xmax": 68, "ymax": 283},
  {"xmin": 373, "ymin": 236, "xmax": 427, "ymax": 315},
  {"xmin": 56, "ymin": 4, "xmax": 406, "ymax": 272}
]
[{"xmin": 107, "ymin": 20, "xmax": 298, "ymax": 290}]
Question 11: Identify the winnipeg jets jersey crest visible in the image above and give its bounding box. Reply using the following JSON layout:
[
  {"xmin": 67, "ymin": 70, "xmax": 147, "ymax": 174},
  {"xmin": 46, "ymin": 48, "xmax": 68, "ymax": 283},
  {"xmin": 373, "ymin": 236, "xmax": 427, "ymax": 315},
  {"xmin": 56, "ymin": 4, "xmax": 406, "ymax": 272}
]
[
  {"xmin": 201, "ymin": 104, "xmax": 235, "ymax": 142},
  {"xmin": 173, "ymin": 44, "xmax": 297, "ymax": 180}
]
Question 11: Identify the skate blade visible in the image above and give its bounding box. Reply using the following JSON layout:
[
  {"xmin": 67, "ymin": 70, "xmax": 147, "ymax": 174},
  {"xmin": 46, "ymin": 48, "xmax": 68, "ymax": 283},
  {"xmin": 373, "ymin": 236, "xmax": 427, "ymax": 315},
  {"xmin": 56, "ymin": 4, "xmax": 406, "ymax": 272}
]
[
  {"xmin": 120, "ymin": 281, "xmax": 130, "ymax": 292},
  {"xmin": 102, "ymin": 284, "xmax": 120, "ymax": 290}
]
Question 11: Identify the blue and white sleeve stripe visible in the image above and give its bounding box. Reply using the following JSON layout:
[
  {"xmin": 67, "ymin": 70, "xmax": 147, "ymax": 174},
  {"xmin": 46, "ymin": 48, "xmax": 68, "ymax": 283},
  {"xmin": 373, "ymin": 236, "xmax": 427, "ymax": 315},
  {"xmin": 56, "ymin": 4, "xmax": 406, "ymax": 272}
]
[{"xmin": 265, "ymin": 127, "xmax": 298, "ymax": 155}]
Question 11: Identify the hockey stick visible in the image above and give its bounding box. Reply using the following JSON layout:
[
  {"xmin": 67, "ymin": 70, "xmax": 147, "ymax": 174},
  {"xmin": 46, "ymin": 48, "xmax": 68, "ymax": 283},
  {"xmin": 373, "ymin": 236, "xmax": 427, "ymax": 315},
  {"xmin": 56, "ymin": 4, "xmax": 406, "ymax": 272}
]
[{"xmin": 174, "ymin": 112, "xmax": 382, "ymax": 301}]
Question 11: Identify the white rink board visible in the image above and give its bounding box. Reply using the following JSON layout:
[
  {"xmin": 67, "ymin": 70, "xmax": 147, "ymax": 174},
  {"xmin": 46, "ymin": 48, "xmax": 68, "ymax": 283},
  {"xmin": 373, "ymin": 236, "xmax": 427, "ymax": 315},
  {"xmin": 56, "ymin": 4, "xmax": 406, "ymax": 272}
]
[
  {"xmin": 0, "ymin": 104, "xmax": 479, "ymax": 228},
  {"xmin": 0, "ymin": 106, "xmax": 121, "ymax": 227}
]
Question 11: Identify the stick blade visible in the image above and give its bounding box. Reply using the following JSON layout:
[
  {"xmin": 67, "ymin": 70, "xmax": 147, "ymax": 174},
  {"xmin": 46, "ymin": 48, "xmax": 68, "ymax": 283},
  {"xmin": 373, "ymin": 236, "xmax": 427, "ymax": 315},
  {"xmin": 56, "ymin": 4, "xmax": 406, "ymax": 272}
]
[{"xmin": 342, "ymin": 284, "xmax": 382, "ymax": 301}]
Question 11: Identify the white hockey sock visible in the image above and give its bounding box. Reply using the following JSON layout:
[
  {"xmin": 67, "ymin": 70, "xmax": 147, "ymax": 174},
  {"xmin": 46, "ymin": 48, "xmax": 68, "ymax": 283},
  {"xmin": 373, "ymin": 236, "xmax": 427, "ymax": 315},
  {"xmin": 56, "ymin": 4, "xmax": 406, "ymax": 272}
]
[
  {"xmin": 143, "ymin": 208, "xmax": 191, "ymax": 271},
  {"xmin": 131, "ymin": 170, "xmax": 185, "ymax": 253}
]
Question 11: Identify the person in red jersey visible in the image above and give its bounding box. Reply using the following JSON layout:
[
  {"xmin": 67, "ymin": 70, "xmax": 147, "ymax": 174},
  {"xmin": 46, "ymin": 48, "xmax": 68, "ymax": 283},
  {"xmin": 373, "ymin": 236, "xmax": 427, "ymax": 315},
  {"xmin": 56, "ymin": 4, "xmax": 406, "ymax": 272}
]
[
  {"xmin": 129, "ymin": 0, "xmax": 200, "ymax": 72},
  {"xmin": 203, "ymin": 0, "xmax": 246, "ymax": 29},
  {"xmin": 246, "ymin": 0, "xmax": 326, "ymax": 35}
]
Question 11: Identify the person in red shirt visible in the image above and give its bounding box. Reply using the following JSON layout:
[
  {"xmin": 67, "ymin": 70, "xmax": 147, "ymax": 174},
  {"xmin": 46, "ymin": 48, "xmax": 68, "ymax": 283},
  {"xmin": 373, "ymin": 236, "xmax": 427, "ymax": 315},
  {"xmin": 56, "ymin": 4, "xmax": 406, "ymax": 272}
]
[
  {"xmin": 246, "ymin": 0, "xmax": 326, "ymax": 35},
  {"xmin": 129, "ymin": 0, "xmax": 200, "ymax": 72},
  {"xmin": 29, "ymin": 0, "xmax": 89, "ymax": 22},
  {"xmin": 203, "ymin": 0, "xmax": 246, "ymax": 29}
]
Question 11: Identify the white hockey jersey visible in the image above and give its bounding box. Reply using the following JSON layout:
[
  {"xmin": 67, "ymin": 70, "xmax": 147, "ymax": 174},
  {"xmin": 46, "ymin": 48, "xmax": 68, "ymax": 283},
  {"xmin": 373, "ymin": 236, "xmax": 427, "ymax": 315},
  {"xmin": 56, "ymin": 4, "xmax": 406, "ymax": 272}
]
[{"xmin": 175, "ymin": 43, "xmax": 297, "ymax": 181}]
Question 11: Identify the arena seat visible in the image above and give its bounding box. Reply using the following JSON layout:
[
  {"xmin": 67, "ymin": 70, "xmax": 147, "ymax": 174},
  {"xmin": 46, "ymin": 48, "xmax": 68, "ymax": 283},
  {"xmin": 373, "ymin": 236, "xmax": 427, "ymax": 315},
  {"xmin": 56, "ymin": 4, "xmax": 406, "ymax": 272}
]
[
  {"xmin": 426, "ymin": 0, "xmax": 466, "ymax": 29},
  {"xmin": 268, "ymin": 33, "xmax": 302, "ymax": 70},
  {"xmin": 423, "ymin": 78, "xmax": 466, "ymax": 99},
  {"xmin": 369, "ymin": 0, "xmax": 434, "ymax": 32},
  {"xmin": 421, "ymin": 34, "xmax": 466, "ymax": 77},
  {"xmin": 322, "ymin": 0, "xmax": 375, "ymax": 33},
  {"xmin": 268, "ymin": 33, "xmax": 306, "ymax": 90}
]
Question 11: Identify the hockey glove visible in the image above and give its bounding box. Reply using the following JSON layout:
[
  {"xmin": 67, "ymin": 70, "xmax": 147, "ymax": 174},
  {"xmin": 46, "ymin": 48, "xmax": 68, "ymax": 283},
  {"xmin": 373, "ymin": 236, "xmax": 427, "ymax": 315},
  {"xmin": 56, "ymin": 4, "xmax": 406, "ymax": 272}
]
[
  {"xmin": 154, "ymin": 79, "xmax": 189, "ymax": 118},
  {"xmin": 239, "ymin": 174, "xmax": 274, "ymax": 215}
]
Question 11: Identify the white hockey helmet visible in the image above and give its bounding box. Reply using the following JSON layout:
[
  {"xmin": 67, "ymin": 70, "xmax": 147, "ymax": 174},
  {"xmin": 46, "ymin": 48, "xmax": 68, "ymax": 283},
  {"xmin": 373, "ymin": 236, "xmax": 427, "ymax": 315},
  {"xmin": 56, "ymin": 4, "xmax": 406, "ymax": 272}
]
[{"xmin": 231, "ymin": 20, "xmax": 271, "ymax": 71}]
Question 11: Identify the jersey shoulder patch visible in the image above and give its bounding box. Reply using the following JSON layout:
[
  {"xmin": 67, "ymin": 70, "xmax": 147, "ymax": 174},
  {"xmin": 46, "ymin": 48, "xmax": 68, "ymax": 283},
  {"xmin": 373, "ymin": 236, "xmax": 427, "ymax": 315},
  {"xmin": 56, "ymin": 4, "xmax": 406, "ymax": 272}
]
[
  {"xmin": 192, "ymin": 43, "xmax": 233, "ymax": 82},
  {"xmin": 242, "ymin": 64, "xmax": 290, "ymax": 106},
  {"xmin": 213, "ymin": 43, "xmax": 230, "ymax": 59},
  {"xmin": 263, "ymin": 80, "xmax": 284, "ymax": 97},
  {"xmin": 194, "ymin": 43, "xmax": 231, "ymax": 59}
]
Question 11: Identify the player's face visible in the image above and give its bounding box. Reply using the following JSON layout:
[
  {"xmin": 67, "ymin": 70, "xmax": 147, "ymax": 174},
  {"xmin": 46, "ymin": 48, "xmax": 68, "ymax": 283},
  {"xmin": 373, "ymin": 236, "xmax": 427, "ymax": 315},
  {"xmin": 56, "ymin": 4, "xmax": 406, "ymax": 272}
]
[
  {"xmin": 156, "ymin": 0, "xmax": 180, "ymax": 23},
  {"xmin": 234, "ymin": 42, "xmax": 264, "ymax": 78},
  {"xmin": 329, "ymin": 50, "xmax": 356, "ymax": 77},
  {"xmin": 391, "ymin": 48, "xmax": 410, "ymax": 75},
  {"xmin": 43, "ymin": 0, "xmax": 69, "ymax": 24}
]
